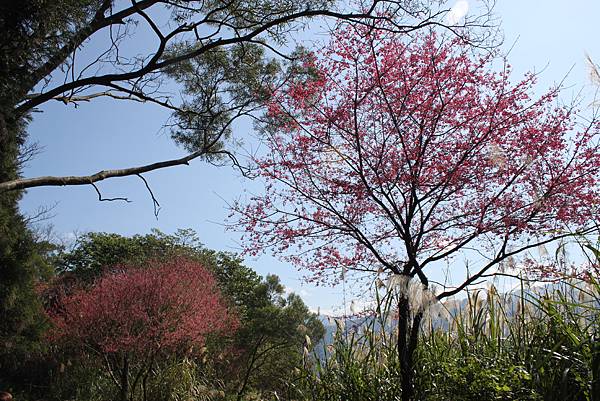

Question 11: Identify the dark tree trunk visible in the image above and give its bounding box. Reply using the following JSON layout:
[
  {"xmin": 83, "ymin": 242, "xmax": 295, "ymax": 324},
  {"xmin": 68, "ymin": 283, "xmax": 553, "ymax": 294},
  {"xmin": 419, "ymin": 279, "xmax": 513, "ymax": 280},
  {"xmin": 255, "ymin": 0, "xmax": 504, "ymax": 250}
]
[
  {"xmin": 237, "ymin": 336, "xmax": 265, "ymax": 401},
  {"xmin": 397, "ymin": 295, "xmax": 423, "ymax": 401},
  {"xmin": 119, "ymin": 355, "xmax": 129, "ymax": 401}
]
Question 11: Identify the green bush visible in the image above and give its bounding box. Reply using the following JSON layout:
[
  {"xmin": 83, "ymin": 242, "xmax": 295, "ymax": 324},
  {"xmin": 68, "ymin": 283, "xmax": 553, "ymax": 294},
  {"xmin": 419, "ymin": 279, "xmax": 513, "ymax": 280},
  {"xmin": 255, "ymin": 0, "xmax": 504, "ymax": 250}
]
[{"xmin": 417, "ymin": 343, "xmax": 540, "ymax": 401}]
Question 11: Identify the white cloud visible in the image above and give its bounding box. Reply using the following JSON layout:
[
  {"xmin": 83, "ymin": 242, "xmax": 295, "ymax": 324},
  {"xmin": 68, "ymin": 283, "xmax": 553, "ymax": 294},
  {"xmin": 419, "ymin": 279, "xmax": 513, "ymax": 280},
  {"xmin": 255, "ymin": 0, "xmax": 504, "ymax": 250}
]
[
  {"xmin": 284, "ymin": 286, "xmax": 311, "ymax": 298},
  {"xmin": 446, "ymin": 0, "xmax": 469, "ymax": 25}
]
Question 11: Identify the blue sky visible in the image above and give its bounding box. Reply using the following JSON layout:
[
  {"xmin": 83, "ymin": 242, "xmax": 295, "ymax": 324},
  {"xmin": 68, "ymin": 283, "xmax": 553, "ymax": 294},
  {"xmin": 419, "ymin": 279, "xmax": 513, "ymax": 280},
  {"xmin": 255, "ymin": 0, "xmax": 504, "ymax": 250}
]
[{"xmin": 19, "ymin": 1, "xmax": 600, "ymax": 314}]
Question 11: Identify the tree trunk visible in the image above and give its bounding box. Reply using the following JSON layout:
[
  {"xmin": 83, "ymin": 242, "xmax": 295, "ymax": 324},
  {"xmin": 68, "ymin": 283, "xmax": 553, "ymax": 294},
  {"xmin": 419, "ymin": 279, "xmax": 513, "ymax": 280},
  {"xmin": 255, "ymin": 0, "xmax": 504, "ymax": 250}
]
[
  {"xmin": 397, "ymin": 296, "xmax": 423, "ymax": 401},
  {"xmin": 119, "ymin": 354, "xmax": 129, "ymax": 401},
  {"xmin": 237, "ymin": 336, "xmax": 265, "ymax": 401}
]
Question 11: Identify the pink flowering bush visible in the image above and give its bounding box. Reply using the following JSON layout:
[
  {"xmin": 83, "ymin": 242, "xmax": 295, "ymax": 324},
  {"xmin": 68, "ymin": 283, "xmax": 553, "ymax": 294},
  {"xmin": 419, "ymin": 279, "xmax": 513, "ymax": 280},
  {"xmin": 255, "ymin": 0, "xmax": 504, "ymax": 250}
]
[{"xmin": 47, "ymin": 257, "xmax": 238, "ymax": 400}]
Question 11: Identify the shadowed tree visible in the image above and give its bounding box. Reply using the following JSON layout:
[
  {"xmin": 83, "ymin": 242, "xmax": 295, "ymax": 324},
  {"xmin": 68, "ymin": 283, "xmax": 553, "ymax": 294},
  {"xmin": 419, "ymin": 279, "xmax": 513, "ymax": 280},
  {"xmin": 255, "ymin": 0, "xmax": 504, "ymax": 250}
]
[{"xmin": 232, "ymin": 274, "xmax": 324, "ymax": 400}]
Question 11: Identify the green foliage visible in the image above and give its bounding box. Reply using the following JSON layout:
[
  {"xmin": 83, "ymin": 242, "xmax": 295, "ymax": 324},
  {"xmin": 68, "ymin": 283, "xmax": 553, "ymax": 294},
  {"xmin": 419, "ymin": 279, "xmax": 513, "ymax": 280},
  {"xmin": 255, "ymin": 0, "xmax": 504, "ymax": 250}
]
[
  {"xmin": 233, "ymin": 281, "xmax": 325, "ymax": 400},
  {"xmin": 0, "ymin": 3, "xmax": 97, "ymax": 383},
  {"xmin": 0, "ymin": 0, "xmax": 105, "ymax": 107},
  {"xmin": 145, "ymin": 358, "xmax": 225, "ymax": 401},
  {"xmin": 296, "ymin": 278, "xmax": 600, "ymax": 401},
  {"xmin": 418, "ymin": 339, "xmax": 540, "ymax": 401},
  {"xmin": 39, "ymin": 357, "xmax": 112, "ymax": 401},
  {"xmin": 0, "ymin": 90, "xmax": 54, "ymax": 394},
  {"xmin": 0, "ymin": 211, "xmax": 52, "ymax": 363},
  {"xmin": 524, "ymin": 286, "xmax": 599, "ymax": 401},
  {"xmin": 53, "ymin": 229, "xmax": 266, "ymax": 312},
  {"xmin": 42, "ymin": 355, "xmax": 225, "ymax": 401},
  {"xmin": 418, "ymin": 279, "xmax": 599, "ymax": 401},
  {"xmin": 48, "ymin": 229, "xmax": 324, "ymax": 401},
  {"xmin": 54, "ymin": 229, "xmax": 201, "ymax": 280},
  {"xmin": 297, "ymin": 292, "xmax": 403, "ymax": 401},
  {"xmin": 165, "ymin": 43, "xmax": 281, "ymax": 158},
  {"xmin": 436, "ymin": 357, "xmax": 536, "ymax": 400}
]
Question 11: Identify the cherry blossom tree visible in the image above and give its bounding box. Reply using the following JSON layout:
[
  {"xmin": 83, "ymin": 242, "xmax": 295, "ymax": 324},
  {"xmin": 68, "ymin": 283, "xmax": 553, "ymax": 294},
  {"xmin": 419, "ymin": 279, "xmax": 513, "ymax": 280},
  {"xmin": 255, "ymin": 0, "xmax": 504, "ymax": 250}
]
[
  {"xmin": 47, "ymin": 258, "xmax": 238, "ymax": 401},
  {"xmin": 232, "ymin": 25, "xmax": 600, "ymax": 399}
]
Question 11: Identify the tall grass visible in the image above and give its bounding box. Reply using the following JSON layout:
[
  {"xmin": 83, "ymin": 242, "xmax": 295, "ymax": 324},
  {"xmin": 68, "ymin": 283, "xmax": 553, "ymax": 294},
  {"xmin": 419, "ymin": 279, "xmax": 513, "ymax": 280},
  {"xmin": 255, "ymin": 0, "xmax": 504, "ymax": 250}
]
[
  {"xmin": 294, "ymin": 291, "xmax": 402, "ymax": 401},
  {"xmin": 297, "ymin": 277, "xmax": 600, "ymax": 401}
]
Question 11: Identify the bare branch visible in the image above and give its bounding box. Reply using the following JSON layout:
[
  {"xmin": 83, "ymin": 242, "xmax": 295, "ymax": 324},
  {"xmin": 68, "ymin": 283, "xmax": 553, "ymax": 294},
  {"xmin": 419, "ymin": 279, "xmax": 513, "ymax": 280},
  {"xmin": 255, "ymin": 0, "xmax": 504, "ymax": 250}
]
[
  {"xmin": 136, "ymin": 173, "xmax": 161, "ymax": 219},
  {"xmin": 0, "ymin": 149, "xmax": 206, "ymax": 192},
  {"xmin": 90, "ymin": 181, "xmax": 131, "ymax": 203},
  {"xmin": 15, "ymin": 3, "xmax": 483, "ymax": 117}
]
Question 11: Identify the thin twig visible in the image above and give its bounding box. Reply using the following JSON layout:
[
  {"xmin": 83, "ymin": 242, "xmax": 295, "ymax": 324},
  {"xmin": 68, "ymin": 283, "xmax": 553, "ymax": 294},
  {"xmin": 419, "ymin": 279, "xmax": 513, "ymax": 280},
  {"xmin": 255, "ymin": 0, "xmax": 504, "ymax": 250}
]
[
  {"xmin": 137, "ymin": 174, "xmax": 160, "ymax": 219},
  {"xmin": 90, "ymin": 181, "xmax": 131, "ymax": 203}
]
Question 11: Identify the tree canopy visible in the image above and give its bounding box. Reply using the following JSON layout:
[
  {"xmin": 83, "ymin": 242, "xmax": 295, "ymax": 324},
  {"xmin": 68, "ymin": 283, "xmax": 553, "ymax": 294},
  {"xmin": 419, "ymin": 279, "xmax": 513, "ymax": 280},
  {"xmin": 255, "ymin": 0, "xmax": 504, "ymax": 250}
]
[
  {"xmin": 47, "ymin": 257, "xmax": 238, "ymax": 401},
  {"xmin": 0, "ymin": 0, "xmax": 490, "ymax": 194}
]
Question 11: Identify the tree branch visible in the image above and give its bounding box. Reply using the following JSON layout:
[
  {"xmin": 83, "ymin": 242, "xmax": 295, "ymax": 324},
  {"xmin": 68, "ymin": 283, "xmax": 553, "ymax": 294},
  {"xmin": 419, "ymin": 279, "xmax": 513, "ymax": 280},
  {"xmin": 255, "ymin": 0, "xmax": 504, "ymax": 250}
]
[
  {"xmin": 15, "ymin": 6, "xmax": 446, "ymax": 116},
  {"xmin": 0, "ymin": 149, "xmax": 206, "ymax": 192},
  {"xmin": 91, "ymin": 181, "xmax": 131, "ymax": 203},
  {"xmin": 137, "ymin": 174, "xmax": 160, "ymax": 219}
]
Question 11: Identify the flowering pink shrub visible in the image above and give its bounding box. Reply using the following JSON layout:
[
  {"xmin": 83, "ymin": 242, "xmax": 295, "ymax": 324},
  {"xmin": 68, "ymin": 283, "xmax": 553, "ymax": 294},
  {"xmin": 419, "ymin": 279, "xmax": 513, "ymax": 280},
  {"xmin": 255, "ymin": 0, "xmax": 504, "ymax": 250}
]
[{"xmin": 48, "ymin": 258, "xmax": 238, "ymax": 356}]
